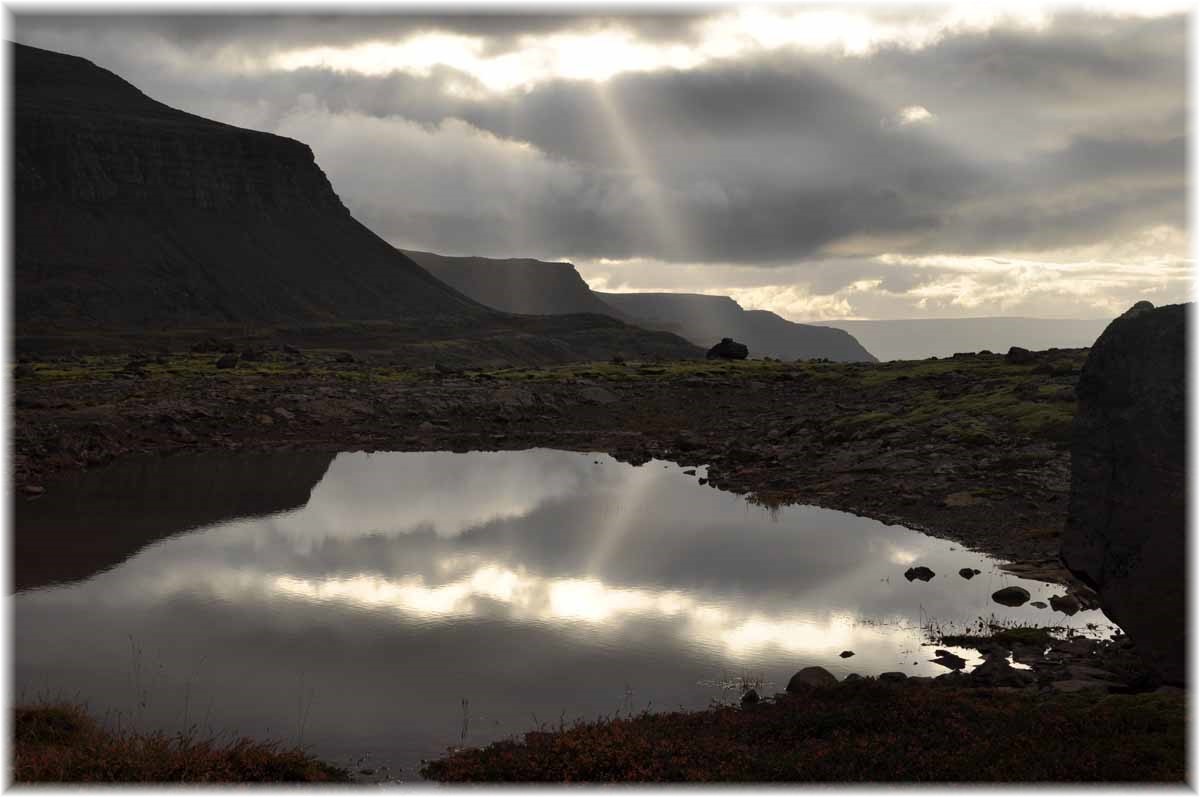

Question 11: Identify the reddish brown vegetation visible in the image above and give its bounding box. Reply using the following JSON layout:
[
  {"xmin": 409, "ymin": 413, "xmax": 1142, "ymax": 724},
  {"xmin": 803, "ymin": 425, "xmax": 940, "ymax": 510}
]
[
  {"xmin": 13, "ymin": 704, "xmax": 348, "ymax": 783},
  {"xmin": 422, "ymin": 682, "xmax": 1185, "ymax": 783}
]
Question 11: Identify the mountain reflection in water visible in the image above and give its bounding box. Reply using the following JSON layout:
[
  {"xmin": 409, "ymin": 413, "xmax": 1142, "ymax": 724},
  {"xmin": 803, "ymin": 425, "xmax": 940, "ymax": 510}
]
[{"xmin": 14, "ymin": 449, "xmax": 1113, "ymax": 779}]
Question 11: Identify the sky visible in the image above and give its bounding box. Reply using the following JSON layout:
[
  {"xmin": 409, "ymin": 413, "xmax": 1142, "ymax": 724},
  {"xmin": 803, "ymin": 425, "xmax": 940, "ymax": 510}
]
[{"xmin": 11, "ymin": 3, "xmax": 1192, "ymax": 321}]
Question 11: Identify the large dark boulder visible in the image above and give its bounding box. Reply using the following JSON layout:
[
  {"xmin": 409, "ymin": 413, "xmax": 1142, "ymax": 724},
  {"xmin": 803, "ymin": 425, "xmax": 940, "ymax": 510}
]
[
  {"xmin": 707, "ymin": 337, "xmax": 749, "ymax": 360},
  {"xmin": 1060, "ymin": 301, "xmax": 1188, "ymax": 685}
]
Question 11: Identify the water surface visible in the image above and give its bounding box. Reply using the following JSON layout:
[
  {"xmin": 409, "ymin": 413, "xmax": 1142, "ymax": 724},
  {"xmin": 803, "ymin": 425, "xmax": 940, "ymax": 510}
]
[{"xmin": 14, "ymin": 449, "xmax": 1113, "ymax": 779}]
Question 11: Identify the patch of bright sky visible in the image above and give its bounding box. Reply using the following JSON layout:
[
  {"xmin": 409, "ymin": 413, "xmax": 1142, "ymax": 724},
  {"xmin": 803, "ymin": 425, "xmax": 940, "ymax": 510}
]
[{"xmin": 264, "ymin": 2, "xmax": 1185, "ymax": 94}]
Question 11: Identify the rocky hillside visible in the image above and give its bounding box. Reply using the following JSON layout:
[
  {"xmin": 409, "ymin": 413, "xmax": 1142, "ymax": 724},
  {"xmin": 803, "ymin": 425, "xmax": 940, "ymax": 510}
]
[
  {"xmin": 404, "ymin": 250, "xmax": 627, "ymax": 318},
  {"xmin": 13, "ymin": 43, "xmax": 700, "ymax": 363},
  {"xmin": 1060, "ymin": 301, "xmax": 1188, "ymax": 686},
  {"xmin": 599, "ymin": 292, "xmax": 877, "ymax": 362}
]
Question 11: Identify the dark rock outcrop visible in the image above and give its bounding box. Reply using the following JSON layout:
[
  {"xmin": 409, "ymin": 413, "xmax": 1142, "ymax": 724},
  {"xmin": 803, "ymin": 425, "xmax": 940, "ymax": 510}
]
[
  {"xmin": 1060, "ymin": 301, "xmax": 1188, "ymax": 686},
  {"xmin": 707, "ymin": 338, "xmax": 749, "ymax": 360}
]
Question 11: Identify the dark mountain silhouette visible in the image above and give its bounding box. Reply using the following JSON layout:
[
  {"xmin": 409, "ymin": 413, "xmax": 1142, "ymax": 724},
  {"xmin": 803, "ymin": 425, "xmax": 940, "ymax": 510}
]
[
  {"xmin": 14, "ymin": 452, "xmax": 335, "ymax": 591},
  {"xmin": 400, "ymin": 248, "xmax": 876, "ymax": 362},
  {"xmin": 597, "ymin": 292, "xmax": 877, "ymax": 362},
  {"xmin": 13, "ymin": 42, "xmax": 700, "ymax": 363},
  {"xmin": 404, "ymin": 250, "xmax": 628, "ymax": 319},
  {"xmin": 825, "ymin": 318, "xmax": 1111, "ymax": 361}
]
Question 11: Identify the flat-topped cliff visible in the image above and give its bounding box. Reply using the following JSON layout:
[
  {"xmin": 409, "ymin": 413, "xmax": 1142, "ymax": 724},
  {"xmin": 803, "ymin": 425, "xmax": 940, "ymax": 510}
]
[
  {"xmin": 599, "ymin": 292, "xmax": 877, "ymax": 362},
  {"xmin": 15, "ymin": 43, "xmax": 488, "ymax": 328},
  {"xmin": 404, "ymin": 250, "xmax": 626, "ymax": 318}
]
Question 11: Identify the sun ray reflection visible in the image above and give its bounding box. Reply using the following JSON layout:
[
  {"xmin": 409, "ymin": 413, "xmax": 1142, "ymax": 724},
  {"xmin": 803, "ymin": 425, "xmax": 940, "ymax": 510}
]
[{"xmin": 271, "ymin": 562, "xmax": 912, "ymax": 661}]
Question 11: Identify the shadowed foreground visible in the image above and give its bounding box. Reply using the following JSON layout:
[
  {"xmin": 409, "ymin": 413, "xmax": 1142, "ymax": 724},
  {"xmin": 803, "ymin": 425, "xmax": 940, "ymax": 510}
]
[
  {"xmin": 421, "ymin": 681, "xmax": 1185, "ymax": 783},
  {"xmin": 13, "ymin": 704, "xmax": 350, "ymax": 783}
]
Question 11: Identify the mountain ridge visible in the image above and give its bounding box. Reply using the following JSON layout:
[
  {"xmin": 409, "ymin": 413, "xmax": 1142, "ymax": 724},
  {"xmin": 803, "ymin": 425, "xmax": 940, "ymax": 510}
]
[
  {"xmin": 13, "ymin": 42, "xmax": 701, "ymax": 364},
  {"xmin": 405, "ymin": 247, "xmax": 876, "ymax": 362}
]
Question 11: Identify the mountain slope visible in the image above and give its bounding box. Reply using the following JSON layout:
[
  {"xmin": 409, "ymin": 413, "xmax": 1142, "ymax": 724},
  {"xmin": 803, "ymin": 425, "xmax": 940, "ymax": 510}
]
[
  {"xmin": 825, "ymin": 318, "xmax": 1111, "ymax": 361},
  {"xmin": 13, "ymin": 43, "xmax": 701, "ymax": 363},
  {"xmin": 404, "ymin": 250, "xmax": 628, "ymax": 319},
  {"xmin": 14, "ymin": 42, "xmax": 491, "ymax": 328},
  {"xmin": 398, "ymin": 247, "xmax": 876, "ymax": 362},
  {"xmin": 598, "ymin": 292, "xmax": 877, "ymax": 362}
]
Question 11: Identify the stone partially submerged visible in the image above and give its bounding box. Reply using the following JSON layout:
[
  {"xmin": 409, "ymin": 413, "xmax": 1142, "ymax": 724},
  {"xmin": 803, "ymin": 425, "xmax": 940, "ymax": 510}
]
[
  {"xmin": 786, "ymin": 666, "xmax": 838, "ymax": 691},
  {"xmin": 1060, "ymin": 301, "xmax": 1188, "ymax": 686},
  {"xmin": 991, "ymin": 586, "xmax": 1031, "ymax": 607}
]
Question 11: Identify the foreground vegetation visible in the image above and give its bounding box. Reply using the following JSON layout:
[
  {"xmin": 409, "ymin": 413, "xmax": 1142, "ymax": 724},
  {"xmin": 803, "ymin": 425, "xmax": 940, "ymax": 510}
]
[
  {"xmin": 13, "ymin": 704, "xmax": 349, "ymax": 783},
  {"xmin": 421, "ymin": 682, "xmax": 1184, "ymax": 783}
]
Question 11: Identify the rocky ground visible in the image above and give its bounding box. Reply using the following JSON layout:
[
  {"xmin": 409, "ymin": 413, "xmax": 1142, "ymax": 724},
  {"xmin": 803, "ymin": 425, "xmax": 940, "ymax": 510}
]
[{"xmin": 15, "ymin": 345, "xmax": 1092, "ymax": 598}]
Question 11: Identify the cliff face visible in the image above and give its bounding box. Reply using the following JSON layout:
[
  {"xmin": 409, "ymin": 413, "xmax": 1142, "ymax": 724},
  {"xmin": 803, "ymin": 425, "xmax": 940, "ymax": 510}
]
[
  {"xmin": 15, "ymin": 47, "xmax": 344, "ymax": 212},
  {"xmin": 403, "ymin": 250, "xmax": 626, "ymax": 318},
  {"xmin": 14, "ymin": 42, "xmax": 487, "ymax": 329},
  {"xmin": 1059, "ymin": 301, "xmax": 1188, "ymax": 685},
  {"xmin": 599, "ymin": 292, "xmax": 878, "ymax": 363}
]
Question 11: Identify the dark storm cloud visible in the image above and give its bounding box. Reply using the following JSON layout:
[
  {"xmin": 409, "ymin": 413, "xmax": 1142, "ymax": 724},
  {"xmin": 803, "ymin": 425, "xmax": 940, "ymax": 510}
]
[
  {"xmin": 10, "ymin": 9, "xmax": 1188, "ymax": 269},
  {"xmin": 14, "ymin": 10, "xmax": 713, "ymax": 56}
]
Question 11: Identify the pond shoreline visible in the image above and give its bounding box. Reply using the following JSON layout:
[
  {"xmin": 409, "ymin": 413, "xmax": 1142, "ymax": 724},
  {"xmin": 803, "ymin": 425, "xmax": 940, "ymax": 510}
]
[{"xmin": 14, "ymin": 350, "xmax": 1095, "ymax": 602}]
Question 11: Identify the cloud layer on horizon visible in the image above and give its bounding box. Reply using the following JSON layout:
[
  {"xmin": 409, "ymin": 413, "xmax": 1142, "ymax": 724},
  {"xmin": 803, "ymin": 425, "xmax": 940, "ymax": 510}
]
[{"xmin": 12, "ymin": 7, "xmax": 1190, "ymax": 320}]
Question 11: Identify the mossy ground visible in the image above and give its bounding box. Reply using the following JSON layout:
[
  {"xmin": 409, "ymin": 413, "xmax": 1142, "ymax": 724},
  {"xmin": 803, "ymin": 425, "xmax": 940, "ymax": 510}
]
[{"xmin": 12, "ymin": 703, "xmax": 349, "ymax": 783}]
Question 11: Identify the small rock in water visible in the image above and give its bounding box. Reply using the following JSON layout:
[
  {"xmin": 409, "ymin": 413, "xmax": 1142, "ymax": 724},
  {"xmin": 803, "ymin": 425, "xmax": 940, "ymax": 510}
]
[
  {"xmin": 1030, "ymin": 601, "xmax": 1048, "ymax": 609},
  {"xmin": 786, "ymin": 666, "xmax": 838, "ymax": 692},
  {"xmin": 1049, "ymin": 594, "xmax": 1081, "ymax": 616},
  {"xmin": 844, "ymin": 674, "xmax": 863, "ymax": 682},
  {"xmin": 740, "ymin": 689, "xmax": 760, "ymax": 705},
  {"xmin": 992, "ymin": 585, "xmax": 1032, "ymax": 607},
  {"xmin": 879, "ymin": 672, "xmax": 908, "ymax": 683},
  {"xmin": 904, "ymin": 566, "xmax": 935, "ymax": 582},
  {"xmin": 839, "ymin": 650, "xmax": 855, "ymax": 658},
  {"xmin": 959, "ymin": 568, "xmax": 981, "ymax": 579},
  {"xmin": 683, "ymin": 469, "xmax": 696, "ymax": 476},
  {"xmin": 931, "ymin": 651, "xmax": 967, "ymax": 671}
]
